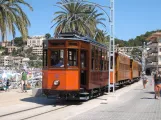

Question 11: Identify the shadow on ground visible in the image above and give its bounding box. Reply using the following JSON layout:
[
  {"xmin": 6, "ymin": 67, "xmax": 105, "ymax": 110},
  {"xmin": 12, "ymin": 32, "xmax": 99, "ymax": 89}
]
[
  {"xmin": 140, "ymin": 97, "xmax": 155, "ymax": 99},
  {"xmin": 20, "ymin": 97, "xmax": 83, "ymax": 106},
  {"xmin": 134, "ymin": 89, "xmax": 143, "ymax": 90},
  {"xmin": 144, "ymin": 91, "xmax": 155, "ymax": 94}
]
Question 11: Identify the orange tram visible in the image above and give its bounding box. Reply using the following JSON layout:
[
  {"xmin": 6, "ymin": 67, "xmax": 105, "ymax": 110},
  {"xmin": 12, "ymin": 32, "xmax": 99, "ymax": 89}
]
[{"xmin": 42, "ymin": 33, "xmax": 141, "ymax": 100}]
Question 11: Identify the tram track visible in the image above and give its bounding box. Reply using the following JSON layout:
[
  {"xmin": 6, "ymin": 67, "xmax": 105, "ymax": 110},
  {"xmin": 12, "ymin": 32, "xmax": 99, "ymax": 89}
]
[
  {"xmin": 20, "ymin": 105, "xmax": 69, "ymax": 120},
  {"xmin": 0, "ymin": 104, "xmax": 70, "ymax": 120}
]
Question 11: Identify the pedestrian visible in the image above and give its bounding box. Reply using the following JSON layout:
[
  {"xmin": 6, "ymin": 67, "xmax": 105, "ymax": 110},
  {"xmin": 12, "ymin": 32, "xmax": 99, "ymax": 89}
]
[
  {"xmin": 154, "ymin": 71, "xmax": 161, "ymax": 99},
  {"xmin": 142, "ymin": 72, "xmax": 148, "ymax": 89},
  {"xmin": 5, "ymin": 79, "xmax": 10, "ymax": 92},
  {"xmin": 21, "ymin": 69, "xmax": 28, "ymax": 92}
]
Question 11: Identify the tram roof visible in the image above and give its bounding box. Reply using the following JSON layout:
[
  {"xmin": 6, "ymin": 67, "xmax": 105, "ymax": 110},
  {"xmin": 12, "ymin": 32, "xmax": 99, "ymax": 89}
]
[{"xmin": 47, "ymin": 33, "xmax": 108, "ymax": 49}]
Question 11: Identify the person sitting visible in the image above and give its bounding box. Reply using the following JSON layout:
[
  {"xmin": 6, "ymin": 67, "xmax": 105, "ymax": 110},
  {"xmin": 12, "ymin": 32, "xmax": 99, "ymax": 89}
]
[{"xmin": 55, "ymin": 59, "xmax": 64, "ymax": 67}]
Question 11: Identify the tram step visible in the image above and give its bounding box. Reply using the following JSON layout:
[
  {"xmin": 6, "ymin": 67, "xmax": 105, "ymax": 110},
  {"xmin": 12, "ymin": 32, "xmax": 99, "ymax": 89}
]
[
  {"xmin": 80, "ymin": 88, "xmax": 84, "ymax": 91},
  {"xmin": 80, "ymin": 92, "xmax": 89, "ymax": 96}
]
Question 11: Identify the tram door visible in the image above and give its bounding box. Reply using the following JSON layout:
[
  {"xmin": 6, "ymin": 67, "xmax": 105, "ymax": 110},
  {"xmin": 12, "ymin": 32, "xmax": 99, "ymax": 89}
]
[{"xmin": 80, "ymin": 50, "xmax": 87, "ymax": 88}]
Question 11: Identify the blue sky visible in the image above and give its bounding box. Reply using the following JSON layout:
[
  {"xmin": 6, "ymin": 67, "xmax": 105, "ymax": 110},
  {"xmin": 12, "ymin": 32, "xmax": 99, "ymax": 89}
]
[{"xmin": 4, "ymin": 0, "xmax": 161, "ymax": 41}]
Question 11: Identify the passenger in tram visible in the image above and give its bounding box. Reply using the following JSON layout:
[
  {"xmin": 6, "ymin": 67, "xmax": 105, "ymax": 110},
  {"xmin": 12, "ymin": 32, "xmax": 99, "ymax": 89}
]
[
  {"xmin": 54, "ymin": 58, "xmax": 64, "ymax": 67},
  {"xmin": 154, "ymin": 71, "xmax": 161, "ymax": 99}
]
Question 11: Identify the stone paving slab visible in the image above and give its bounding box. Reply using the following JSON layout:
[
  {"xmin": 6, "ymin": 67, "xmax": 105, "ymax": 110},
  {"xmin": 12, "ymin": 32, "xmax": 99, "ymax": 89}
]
[{"xmin": 69, "ymin": 76, "xmax": 161, "ymax": 120}]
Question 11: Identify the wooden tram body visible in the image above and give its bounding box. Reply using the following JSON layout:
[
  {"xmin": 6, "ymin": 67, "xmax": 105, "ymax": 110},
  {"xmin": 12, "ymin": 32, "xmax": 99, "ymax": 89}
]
[
  {"xmin": 42, "ymin": 33, "xmax": 141, "ymax": 100},
  {"xmin": 42, "ymin": 34, "xmax": 108, "ymax": 100},
  {"xmin": 109, "ymin": 53, "xmax": 141, "ymax": 86}
]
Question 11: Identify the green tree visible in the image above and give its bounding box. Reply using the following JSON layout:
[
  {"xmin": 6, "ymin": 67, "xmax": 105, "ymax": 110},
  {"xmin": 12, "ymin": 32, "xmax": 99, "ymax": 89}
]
[
  {"xmin": 28, "ymin": 60, "xmax": 34, "ymax": 67},
  {"xmin": 52, "ymin": 0, "xmax": 106, "ymax": 39},
  {"xmin": 29, "ymin": 53, "xmax": 37, "ymax": 60},
  {"xmin": 0, "ymin": 0, "xmax": 33, "ymax": 41},
  {"xmin": 131, "ymin": 48, "xmax": 142, "ymax": 62},
  {"xmin": 12, "ymin": 48, "xmax": 17, "ymax": 56},
  {"xmin": 2, "ymin": 48, "xmax": 9, "ymax": 55},
  {"xmin": 25, "ymin": 47, "xmax": 33, "ymax": 55},
  {"xmin": 45, "ymin": 33, "xmax": 51, "ymax": 39},
  {"xmin": 0, "ymin": 46, "xmax": 5, "ymax": 50},
  {"xmin": 13, "ymin": 37, "xmax": 24, "ymax": 47}
]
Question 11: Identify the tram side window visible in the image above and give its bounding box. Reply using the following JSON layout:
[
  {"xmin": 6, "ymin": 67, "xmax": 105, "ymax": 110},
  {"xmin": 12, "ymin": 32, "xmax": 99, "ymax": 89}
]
[
  {"xmin": 99, "ymin": 49, "xmax": 103, "ymax": 70},
  {"xmin": 91, "ymin": 46, "xmax": 95, "ymax": 70},
  {"xmin": 101, "ymin": 50, "xmax": 105, "ymax": 70},
  {"xmin": 68, "ymin": 49, "xmax": 78, "ymax": 66},
  {"xmin": 51, "ymin": 50, "xmax": 64, "ymax": 67},
  {"xmin": 43, "ymin": 50, "xmax": 47, "ymax": 67},
  {"xmin": 95, "ymin": 48, "xmax": 98, "ymax": 70},
  {"xmin": 81, "ymin": 50, "xmax": 86, "ymax": 68},
  {"xmin": 104, "ymin": 51, "xmax": 107, "ymax": 70}
]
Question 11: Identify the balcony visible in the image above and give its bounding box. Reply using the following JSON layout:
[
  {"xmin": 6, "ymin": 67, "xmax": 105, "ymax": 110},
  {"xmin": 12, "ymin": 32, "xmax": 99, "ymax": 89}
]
[
  {"xmin": 147, "ymin": 56, "xmax": 158, "ymax": 61},
  {"xmin": 147, "ymin": 62, "xmax": 158, "ymax": 66},
  {"xmin": 148, "ymin": 48, "xmax": 158, "ymax": 53},
  {"xmin": 148, "ymin": 53, "xmax": 158, "ymax": 57},
  {"xmin": 147, "ymin": 43, "xmax": 158, "ymax": 48}
]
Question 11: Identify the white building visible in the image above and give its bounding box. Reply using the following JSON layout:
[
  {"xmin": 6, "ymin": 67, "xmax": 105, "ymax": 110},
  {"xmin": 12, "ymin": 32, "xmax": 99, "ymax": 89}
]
[
  {"xmin": 22, "ymin": 58, "xmax": 30, "ymax": 65},
  {"xmin": 27, "ymin": 35, "xmax": 45, "ymax": 47},
  {"xmin": 32, "ymin": 46, "xmax": 43, "ymax": 56},
  {"xmin": 27, "ymin": 35, "xmax": 45, "ymax": 56},
  {"xmin": 146, "ymin": 32, "xmax": 161, "ymax": 74},
  {"xmin": 6, "ymin": 46, "xmax": 19, "ymax": 53},
  {"xmin": 0, "ymin": 56, "xmax": 30, "ymax": 67},
  {"xmin": 0, "ymin": 56, "xmax": 13, "ymax": 66}
]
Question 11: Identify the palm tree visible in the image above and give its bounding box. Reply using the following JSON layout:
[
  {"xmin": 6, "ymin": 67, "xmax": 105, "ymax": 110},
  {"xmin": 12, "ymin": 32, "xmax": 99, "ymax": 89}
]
[
  {"xmin": 45, "ymin": 33, "xmax": 51, "ymax": 39},
  {"xmin": 52, "ymin": 0, "xmax": 106, "ymax": 40},
  {"xmin": 0, "ymin": 0, "xmax": 33, "ymax": 41}
]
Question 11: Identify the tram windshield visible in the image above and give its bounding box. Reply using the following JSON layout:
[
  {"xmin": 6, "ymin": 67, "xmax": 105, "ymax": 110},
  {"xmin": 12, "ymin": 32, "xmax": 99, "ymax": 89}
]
[{"xmin": 51, "ymin": 49, "xmax": 64, "ymax": 67}]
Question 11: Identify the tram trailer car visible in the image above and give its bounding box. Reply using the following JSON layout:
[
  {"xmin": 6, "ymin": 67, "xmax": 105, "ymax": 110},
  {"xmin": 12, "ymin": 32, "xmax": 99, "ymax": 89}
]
[
  {"xmin": 130, "ymin": 60, "xmax": 142, "ymax": 83},
  {"xmin": 42, "ymin": 34, "xmax": 108, "ymax": 100},
  {"xmin": 109, "ymin": 53, "xmax": 141, "ymax": 88},
  {"xmin": 109, "ymin": 53, "xmax": 131, "ymax": 87}
]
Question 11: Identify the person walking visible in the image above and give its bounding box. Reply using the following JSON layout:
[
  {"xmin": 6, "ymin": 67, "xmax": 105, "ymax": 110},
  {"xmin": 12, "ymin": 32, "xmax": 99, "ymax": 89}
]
[
  {"xmin": 142, "ymin": 73, "xmax": 148, "ymax": 89},
  {"xmin": 5, "ymin": 79, "xmax": 10, "ymax": 92},
  {"xmin": 154, "ymin": 71, "xmax": 161, "ymax": 99},
  {"xmin": 21, "ymin": 69, "xmax": 28, "ymax": 92}
]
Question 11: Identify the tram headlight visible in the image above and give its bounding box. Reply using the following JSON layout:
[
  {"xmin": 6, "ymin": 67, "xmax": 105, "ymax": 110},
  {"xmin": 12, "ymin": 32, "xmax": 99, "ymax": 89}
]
[{"xmin": 53, "ymin": 80, "xmax": 60, "ymax": 86}]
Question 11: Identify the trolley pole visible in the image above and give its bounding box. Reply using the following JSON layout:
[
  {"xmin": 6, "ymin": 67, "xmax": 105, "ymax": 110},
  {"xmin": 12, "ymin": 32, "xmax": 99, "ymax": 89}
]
[{"xmin": 108, "ymin": 0, "xmax": 115, "ymax": 93}]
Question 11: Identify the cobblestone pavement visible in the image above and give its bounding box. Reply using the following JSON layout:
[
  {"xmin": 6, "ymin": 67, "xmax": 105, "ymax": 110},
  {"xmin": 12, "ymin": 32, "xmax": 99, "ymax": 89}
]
[{"xmin": 69, "ymin": 76, "xmax": 161, "ymax": 120}]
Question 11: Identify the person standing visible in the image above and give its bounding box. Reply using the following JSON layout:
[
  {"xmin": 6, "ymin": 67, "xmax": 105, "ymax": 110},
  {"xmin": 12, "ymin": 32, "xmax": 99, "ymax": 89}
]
[
  {"xmin": 5, "ymin": 79, "xmax": 10, "ymax": 92},
  {"xmin": 21, "ymin": 70, "xmax": 27, "ymax": 92},
  {"xmin": 154, "ymin": 71, "xmax": 161, "ymax": 99}
]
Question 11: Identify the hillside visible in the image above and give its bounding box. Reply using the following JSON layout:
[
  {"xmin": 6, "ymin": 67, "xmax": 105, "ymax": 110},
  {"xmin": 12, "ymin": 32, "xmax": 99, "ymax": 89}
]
[{"xmin": 115, "ymin": 29, "xmax": 161, "ymax": 47}]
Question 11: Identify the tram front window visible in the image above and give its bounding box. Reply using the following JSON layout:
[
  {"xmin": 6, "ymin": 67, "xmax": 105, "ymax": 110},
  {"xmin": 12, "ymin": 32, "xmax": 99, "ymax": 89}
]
[
  {"xmin": 68, "ymin": 49, "xmax": 78, "ymax": 66},
  {"xmin": 51, "ymin": 50, "xmax": 64, "ymax": 67}
]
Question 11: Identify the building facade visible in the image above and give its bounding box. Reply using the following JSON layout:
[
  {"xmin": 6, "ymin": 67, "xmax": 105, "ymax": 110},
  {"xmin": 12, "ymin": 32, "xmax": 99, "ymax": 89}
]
[
  {"xmin": 32, "ymin": 46, "xmax": 43, "ymax": 56},
  {"xmin": 27, "ymin": 35, "xmax": 45, "ymax": 56},
  {"xmin": 146, "ymin": 32, "xmax": 161, "ymax": 74},
  {"xmin": 0, "ymin": 56, "xmax": 30, "ymax": 67},
  {"xmin": 0, "ymin": 41, "xmax": 12, "ymax": 47},
  {"xmin": 0, "ymin": 56, "xmax": 13, "ymax": 66},
  {"xmin": 6, "ymin": 46, "xmax": 19, "ymax": 53},
  {"xmin": 27, "ymin": 35, "xmax": 45, "ymax": 47}
]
